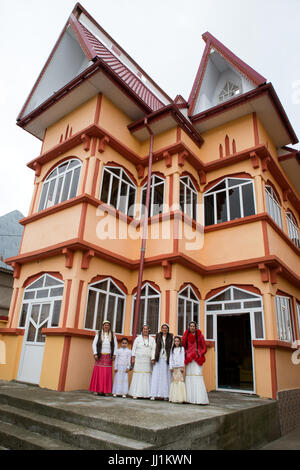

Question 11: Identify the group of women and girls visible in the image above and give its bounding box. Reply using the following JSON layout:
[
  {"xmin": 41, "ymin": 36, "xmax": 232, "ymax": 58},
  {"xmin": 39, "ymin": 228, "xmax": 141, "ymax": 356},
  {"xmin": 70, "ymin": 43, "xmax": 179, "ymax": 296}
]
[{"xmin": 89, "ymin": 320, "xmax": 209, "ymax": 405}]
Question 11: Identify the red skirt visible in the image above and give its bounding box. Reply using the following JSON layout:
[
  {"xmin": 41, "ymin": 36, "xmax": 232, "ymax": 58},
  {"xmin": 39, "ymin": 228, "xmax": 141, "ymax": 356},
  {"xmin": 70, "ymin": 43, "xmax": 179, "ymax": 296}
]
[{"xmin": 89, "ymin": 354, "xmax": 113, "ymax": 394}]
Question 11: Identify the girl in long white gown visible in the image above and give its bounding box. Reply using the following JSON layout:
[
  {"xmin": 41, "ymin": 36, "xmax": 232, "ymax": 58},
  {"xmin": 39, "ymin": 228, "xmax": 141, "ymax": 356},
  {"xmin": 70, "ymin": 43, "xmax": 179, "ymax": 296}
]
[
  {"xmin": 129, "ymin": 325, "xmax": 155, "ymax": 399},
  {"xmin": 150, "ymin": 324, "xmax": 173, "ymax": 400},
  {"xmin": 169, "ymin": 336, "xmax": 186, "ymax": 403}
]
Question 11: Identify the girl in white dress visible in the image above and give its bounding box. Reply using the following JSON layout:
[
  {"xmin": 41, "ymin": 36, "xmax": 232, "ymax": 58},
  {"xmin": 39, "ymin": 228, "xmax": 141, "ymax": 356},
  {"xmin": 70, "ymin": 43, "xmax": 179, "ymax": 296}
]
[
  {"xmin": 113, "ymin": 338, "xmax": 132, "ymax": 397},
  {"xmin": 129, "ymin": 325, "xmax": 155, "ymax": 399},
  {"xmin": 169, "ymin": 336, "xmax": 186, "ymax": 403}
]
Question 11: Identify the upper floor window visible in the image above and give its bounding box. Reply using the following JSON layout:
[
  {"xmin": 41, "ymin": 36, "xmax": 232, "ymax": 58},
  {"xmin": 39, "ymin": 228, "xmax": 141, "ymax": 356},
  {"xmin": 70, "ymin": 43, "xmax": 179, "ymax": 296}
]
[
  {"xmin": 265, "ymin": 185, "xmax": 283, "ymax": 229},
  {"xmin": 84, "ymin": 277, "xmax": 126, "ymax": 333},
  {"xmin": 141, "ymin": 174, "xmax": 165, "ymax": 217},
  {"xmin": 38, "ymin": 159, "xmax": 82, "ymax": 211},
  {"xmin": 100, "ymin": 166, "xmax": 136, "ymax": 217},
  {"xmin": 180, "ymin": 175, "xmax": 198, "ymax": 220},
  {"xmin": 275, "ymin": 295, "xmax": 295, "ymax": 343},
  {"xmin": 218, "ymin": 81, "xmax": 240, "ymax": 103},
  {"xmin": 204, "ymin": 177, "xmax": 255, "ymax": 226},
  {"xmin": 286, "ymin": 211, "xmax": 300, "ymax": 248}
]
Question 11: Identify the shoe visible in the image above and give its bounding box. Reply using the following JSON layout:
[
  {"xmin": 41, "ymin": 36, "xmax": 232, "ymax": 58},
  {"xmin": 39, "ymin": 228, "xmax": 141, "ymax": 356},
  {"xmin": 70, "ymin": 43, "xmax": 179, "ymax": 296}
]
[
  {"xmin": 150, "ymin": 397, "xmax": 155, "ymax": 400},
  {"xmin": 122, "ymin": 395, "xmax": 126, "ymax": 398},
  {"xmin": 113, "ymin": 394, "xmax": 117, "ymax": 397},
  {"xmin": 133, "ymin": 396, "xmax": 137, "ymax": 400}
]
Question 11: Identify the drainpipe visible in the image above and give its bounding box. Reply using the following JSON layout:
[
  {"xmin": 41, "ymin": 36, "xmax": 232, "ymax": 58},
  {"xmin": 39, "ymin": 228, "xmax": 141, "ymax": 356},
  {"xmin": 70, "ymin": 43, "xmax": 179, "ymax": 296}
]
[{"xmin": 132, "ymin": 118, "xmax": 154, "ymax": 340}]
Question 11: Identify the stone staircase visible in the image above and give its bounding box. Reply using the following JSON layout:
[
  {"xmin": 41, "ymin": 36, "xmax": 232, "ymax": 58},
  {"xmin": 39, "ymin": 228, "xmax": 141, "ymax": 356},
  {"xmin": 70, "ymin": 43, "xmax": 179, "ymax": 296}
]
[{"xmin": 0, "ymin": 380, "xmax": 281, "ymax": 450}]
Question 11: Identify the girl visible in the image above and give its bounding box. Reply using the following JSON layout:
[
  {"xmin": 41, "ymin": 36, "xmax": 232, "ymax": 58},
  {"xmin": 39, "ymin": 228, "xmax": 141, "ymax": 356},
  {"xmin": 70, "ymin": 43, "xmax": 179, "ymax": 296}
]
[
  {"xmin": 112, "ymin": 338, "xmax": 132, "ymax": 398},
  {"xmin": 182, "ymin": 321, "xmax": 209, "ymax": 405},
  {"xmin": 129, "ymin": 325, "xmax": 155, "ymax": 399},
  {"xmin": 169, "ymin": 336, "xmax": 186, "ymax": 404},
  {"xmin": 89, "ymin": 320, "xmax": 118, "ymax": 396}
]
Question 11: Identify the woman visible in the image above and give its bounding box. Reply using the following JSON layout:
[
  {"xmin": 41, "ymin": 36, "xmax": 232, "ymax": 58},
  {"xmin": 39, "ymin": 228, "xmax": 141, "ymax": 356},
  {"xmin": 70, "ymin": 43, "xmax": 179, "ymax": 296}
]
[
  {"xmin": 129, "ymin": 325, "xmax": 155, "ymax": 399},
  {"xmin": 89, "ymin": 320, "xmax": 118, "ymax": 396},
  {"xmin": 150, "ymin": 324, "xmax": 173, "ymax": 400},
  {"xmin": 182, "ymin": 321, "xmax": 209, "ymax": 405}
]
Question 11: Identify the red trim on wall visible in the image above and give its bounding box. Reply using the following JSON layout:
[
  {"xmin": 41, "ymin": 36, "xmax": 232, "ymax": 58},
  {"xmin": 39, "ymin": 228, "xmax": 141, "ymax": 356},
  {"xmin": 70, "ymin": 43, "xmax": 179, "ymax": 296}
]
[
  {"xmin": 165, "ymin": 290, "xmax": 170, "ymax": 325},
  {"xmin": 8, "ymin": 288, "xmax": 19, "ymax": 328},
  {"xmin": 30, "ymin": 183, "xmax": 40, "ymax": 216},
  {"xmin": 62, "ymin": 280, "xmax": 72, "ymax": 328},
  {"xmin": 91, "ymin": 158, "xmax": 100, "ymax": 197},
  {"xmin": 23, "ymin": 272, "xmax": 63, "ymax": 288},
  {"xmin": 178, "ymin": 282, "xmax": 201, "ymax": 299},
  {"xmin": 270, "ymin": 348, "xmax": 278, "ymax": 400},
  {"xmin": 57, "ymin": 336, "xmax": 71, "ymax": 391},
  {"xmin": 89, "ymin": 275, "xmax": 128, "ymax": 294},
  {"xmin": 261, "ymin": 220, "xmax": 270, "ymax": 256},
  {"xmin": 74, "ymin": 280, "xmax": 84, "ymax": 329},
  {"xmin": 169, "ymin": 174, "xmax": 173, "ymax": 208},
  {"xmin": 78, "ymin": 202, "xmax": 88, "ymax": 240},
  {"xmin": 253, "ymin": 112, "xmax": 259, "ymax": 146},
  {"xmin": 94, "ymin": 93, "xmax": 102, "ymax": 125},
  {"xmin": 204, "ymin": 172, "xmax": 253, "ymax": 192},
  {"xmin": 91, "ymin": 137, "xmax": 97, "ymax": 157},
  {"xmin": 0, "ymin": 328, "xmax": 25, "ymax": 335},
  {"xmin": 82, "ymin": 158, "xmax": 89, "ymax": 194}
]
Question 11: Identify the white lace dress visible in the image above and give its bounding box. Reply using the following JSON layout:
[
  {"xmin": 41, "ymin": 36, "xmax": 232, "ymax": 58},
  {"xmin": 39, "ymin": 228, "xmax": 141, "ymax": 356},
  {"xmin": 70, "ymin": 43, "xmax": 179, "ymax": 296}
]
[{"xmin": 129, "ymin": 335, "xmax": 155, "ymax": 398}]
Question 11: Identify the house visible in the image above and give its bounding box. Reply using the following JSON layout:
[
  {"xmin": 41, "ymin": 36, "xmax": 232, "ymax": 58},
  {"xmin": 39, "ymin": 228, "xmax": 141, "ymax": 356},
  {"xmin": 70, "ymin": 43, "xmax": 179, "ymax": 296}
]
[{"xmin": 0, "ymin": 3, "xmax": 299, "ymax": 411}]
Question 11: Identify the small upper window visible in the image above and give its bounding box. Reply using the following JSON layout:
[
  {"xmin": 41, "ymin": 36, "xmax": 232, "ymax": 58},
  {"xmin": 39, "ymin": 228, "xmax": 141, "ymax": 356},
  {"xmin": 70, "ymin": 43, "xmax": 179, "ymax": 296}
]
[
  {"xmin": 141, "ymin": 174, "xmax": 165, "ymax": 218},
  {"xmin": 38, "ymin": 159, "xmax": 81, "ymax": 211},
  {"xmin": 180, "ymin": 175, "xmax": 198, "ymax": 221},
  {"xmin": 100, "ymin": 166, "xmax": 137, "ymax": 217},
  {"xmin": 286, "ymin": 211, "xmax": 300, "ymax": 248},
  {"xmin": 219, "ymin": 81, "xmax": 240, "ymax": 103},
  {"xmin": 265, "ymin": 185, "xmax": 283, "ymax": 229}
]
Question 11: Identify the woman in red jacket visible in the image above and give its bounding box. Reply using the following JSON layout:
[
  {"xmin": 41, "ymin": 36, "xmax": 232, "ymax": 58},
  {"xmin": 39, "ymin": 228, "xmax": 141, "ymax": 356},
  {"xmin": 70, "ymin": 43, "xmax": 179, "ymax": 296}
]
[{"xmin": 182, "ymin": 321, "xmax": 209, "ymax": 404}]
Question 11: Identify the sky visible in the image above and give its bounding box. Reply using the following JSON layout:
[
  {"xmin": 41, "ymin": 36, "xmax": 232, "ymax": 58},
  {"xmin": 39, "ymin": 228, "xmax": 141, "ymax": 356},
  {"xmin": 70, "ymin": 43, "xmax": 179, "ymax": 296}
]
[{"xmin": 0, "ymin": 0, "xmax": 299, "ymax": 218}]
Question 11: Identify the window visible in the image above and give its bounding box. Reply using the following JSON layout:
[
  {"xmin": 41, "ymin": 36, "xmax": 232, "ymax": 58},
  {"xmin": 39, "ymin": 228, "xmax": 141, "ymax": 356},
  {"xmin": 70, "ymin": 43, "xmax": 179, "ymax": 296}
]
[
  {"xmin": 286, "ymin": 212, "xmax": 300, "ymax": 248},
  {"xmin": 19, "ymin": 274, "xmax": 63, "ymax": 329},
  {"xmin": 177, "ymin": 285, "xmax": 200, "ymax": 335},
  {"xmin": 219, "ymin": 81, "xmax": 240, "ymax": 103},
  {"xmin": 100, "ymin": 166, "xmax": 136, "ymax": 216},
  {"xmin": 275, "ymin": 295, "xmax": 295, "ymax": 343},
  {"xmin": 38, "ymin": 159, "xmax": 81, "ymax": 211},
  {"xmin": 131, "ymin": 283, "xmax": 160, "ymax": 334},
  {"xmin": 141, "ymin": 175, "xmax": 165, "ymax": 217},
  {"xmin": 265, "ymin": 185, "xmax": 283, "ymax": 229},
  {"xmin": 205, "ymin": 286, "xmax": 264, "ymax": 340},
  {"xmin": 180, "ymin": 176, "xmax": 198, "ymax": 220},
  {"xmin": 84, "ymin": 278, "xmax": 126, "ymax": 333},
  {"xmin": 204, "ymin": 178, "xmax": 255, "ymax": 226}
]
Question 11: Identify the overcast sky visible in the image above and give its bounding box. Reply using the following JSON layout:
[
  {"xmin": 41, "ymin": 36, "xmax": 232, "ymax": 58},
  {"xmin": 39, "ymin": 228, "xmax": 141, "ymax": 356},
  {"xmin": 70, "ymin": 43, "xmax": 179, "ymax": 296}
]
[{"xmin": 1, "ymin": 0, "xmax": 299, "ymax": 218}]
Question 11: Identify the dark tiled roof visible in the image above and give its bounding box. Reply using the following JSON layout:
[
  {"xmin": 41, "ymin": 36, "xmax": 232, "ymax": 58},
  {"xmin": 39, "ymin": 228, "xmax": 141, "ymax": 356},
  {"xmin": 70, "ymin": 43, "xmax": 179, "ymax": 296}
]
[{"xmin": 0, "ymin": 210, "xmax": 24, "ymax": 272}]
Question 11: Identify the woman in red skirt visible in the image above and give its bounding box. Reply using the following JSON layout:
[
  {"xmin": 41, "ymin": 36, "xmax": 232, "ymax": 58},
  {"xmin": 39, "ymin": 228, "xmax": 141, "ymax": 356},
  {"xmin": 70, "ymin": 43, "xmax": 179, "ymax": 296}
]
[{"xmin": 89, "ymin": 321, "xmax": 118, "ymax": 395}]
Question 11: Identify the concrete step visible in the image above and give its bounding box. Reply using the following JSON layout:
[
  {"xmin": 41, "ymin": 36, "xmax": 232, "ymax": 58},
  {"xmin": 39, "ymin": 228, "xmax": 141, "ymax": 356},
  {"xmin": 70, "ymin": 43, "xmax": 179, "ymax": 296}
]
[
  {"xmin": 0, "ymin": 403, "xmax": 154, "ymax": 450},
  {"xmin": 0, "ymin": 420, "xmax": 80, "ymax": 450}
]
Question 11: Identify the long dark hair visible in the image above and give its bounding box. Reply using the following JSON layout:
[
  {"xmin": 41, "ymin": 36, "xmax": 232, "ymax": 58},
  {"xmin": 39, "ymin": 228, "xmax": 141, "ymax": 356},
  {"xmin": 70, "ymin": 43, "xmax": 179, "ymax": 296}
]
[
  {"xmin": 172, "ymin": 336, "xmax": 183, "ymax": 353},
  {"xmin": 96, "ymin": 325, "xmax": 115, "ymax": 359}
]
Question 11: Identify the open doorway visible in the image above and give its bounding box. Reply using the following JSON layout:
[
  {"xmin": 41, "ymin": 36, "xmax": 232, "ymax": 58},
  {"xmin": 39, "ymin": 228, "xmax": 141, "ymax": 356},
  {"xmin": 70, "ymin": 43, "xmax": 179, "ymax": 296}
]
[{"xmin": 217, "ymin": 312, "xmax": 253, "ymax": 392}]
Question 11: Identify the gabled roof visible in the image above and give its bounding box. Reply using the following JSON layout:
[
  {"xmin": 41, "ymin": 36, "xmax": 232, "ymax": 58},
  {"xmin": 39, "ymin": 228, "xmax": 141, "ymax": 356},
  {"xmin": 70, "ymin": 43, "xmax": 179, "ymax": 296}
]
[
  {"xmin": 0, "ymin": 211, "xmax": 24, "ymax": 273},
  {"xmin": 188, "ymin": 31, "xmax": 267, "ymax": 117},
  {"xmin": 17, "ymin": 3, "xmax": 172, "ymax": 137}
]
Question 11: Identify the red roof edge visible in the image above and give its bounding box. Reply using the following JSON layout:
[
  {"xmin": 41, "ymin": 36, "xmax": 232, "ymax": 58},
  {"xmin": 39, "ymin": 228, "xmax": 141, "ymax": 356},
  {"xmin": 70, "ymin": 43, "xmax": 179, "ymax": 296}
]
[
  {"xmin": 69, "ymin": 14, "xmax": 96, "ymax": 61},
  {"xmin": 188, "ymin": 31, "xmax": 267, "ymax": 117}
]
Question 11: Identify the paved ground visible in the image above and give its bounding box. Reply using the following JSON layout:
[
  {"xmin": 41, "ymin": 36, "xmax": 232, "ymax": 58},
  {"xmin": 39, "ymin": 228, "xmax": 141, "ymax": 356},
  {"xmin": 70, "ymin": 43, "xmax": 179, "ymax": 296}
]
[{"xmin": 260, "ymin": 425, "xmax": 300, "ymax": 450}]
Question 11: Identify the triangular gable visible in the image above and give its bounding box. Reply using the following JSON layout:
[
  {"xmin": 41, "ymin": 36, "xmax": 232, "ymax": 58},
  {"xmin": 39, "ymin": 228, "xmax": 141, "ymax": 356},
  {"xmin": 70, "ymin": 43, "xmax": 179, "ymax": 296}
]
[{"xmin": 188, "ymin": 32, "xmax": 266, "ymax": 117}]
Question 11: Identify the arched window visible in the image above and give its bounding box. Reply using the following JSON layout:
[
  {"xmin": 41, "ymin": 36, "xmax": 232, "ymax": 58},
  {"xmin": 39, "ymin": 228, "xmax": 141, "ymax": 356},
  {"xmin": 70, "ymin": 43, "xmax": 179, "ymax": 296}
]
[
  {"xmin": 275, "ymin": 295, "xmax": 295, "ymax": 343},
  {"xmin": 38, "ymin": 159, "xmax": 82, "ymax": 211},
  {"xmin": 265, "ymin": 185, "xmax": 283, "ymax": 229},
  {"xmin": 219, "ymin": 81, "xmax": 240, "ymax": 103},
  {"xmin": 177, "ymin": 284, "xmax": 200, "ymax": 335},
  {"xmin": 100, "ymin": 166, "xmax": 137, "ymax": 216},
  {"xmin": 204, "ymin": 177, "xmax": 255, "ymax": 226},
  {"xmin": 180, "ymin": 175, "xmax": 198, "ymax": 220},
  {"xmin": 286, "ymin": 211, "xmax": 300, "ymax": 248},
  {"xmin": 18, "ymin": 274, "xmax": 64, "ymax": 335},
  {"xmin": 205, "ymin": 286, "xmax": 264, "ymax": 341},
  {"xmin": 131, "ymin": 283, "xmax": 160, "ymax": 334},
  {"xmin": 84, "ymin": 278, "xmax": 126, "ymax": 333},
  {"xmin": 141, "ymin": 174, "xmax": 165, "ymax": 217}
]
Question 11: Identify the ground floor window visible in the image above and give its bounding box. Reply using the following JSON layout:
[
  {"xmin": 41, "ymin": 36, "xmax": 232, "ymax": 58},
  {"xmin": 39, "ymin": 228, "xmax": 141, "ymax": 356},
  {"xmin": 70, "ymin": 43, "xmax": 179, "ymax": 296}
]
[
  {"xmin": 84, "ymin": 278, "xmax": 126, "ymax": 333},
  {"xmin": 131, "ymin": 283, "xmax": 160, "ymax": 334},
  {"xmin": 177, "ymin": 284, "xmax": 200, "ymax": 335},
  {"xmin": 275, "ymin": 295, "xmax": 295, "ymax": 343}
]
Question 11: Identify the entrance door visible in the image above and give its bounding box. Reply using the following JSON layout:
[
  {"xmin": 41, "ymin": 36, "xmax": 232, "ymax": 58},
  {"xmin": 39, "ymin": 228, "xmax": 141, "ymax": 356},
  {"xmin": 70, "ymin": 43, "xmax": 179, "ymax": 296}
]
[
  {"xmin": 217, "ymin": 313, "xmax": 254, "ymax": 392},
  {"xmin": 17, "ymin": 302, "xmax": 51, "ymax": 384}
]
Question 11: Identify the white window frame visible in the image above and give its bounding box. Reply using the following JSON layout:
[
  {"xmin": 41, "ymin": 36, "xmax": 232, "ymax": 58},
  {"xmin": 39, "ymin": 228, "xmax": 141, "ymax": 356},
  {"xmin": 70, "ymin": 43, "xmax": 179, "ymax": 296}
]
[
  {"xmin": 130, "ymin": 283, "xmax": 161, "ymax": 335},
  {"xmin": 275, "ymin": 295, "xmax": 295, "ymax": 343},
  {"xmin": 180, "ymin": 175, "xmax": 198, "ymax": 221},
  {"xmin": 99, "ymin": 166, "xmax": 137, "ymax": 216},
  {"xmin": 177, "ymin": 285, "xmax": 200, "ymax": 335},
  {"xmin": 265, "ymin": 185, "xmax": 283, "ymax": 229},
  {"xmin": 286, "ymin": 211, "xmax": 300, "ymax": 248},
  {"xmin": 204, "ymin": 177, "xmax": 256, "ymax": 226},
  {"xmin": 140, "ymin": 174, "xmax": 165, "ymax": 218},
  {"xmin": 84, "ymin": 277, "xmax": 126, "ymax": 334},
  {"xmin": 38, "ymin": 159, "xmax": 82, "ymax": 211},
  {"xmin": 18, "ymin": 274, "xmax": 64, "ymax": 329}
]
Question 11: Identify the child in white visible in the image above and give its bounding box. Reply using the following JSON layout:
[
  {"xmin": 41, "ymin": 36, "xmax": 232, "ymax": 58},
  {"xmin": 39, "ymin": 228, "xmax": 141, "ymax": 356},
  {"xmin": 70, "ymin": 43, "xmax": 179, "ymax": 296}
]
[
  {"xmin": 112, "ymin": 338, "xmax": 132, "ymax": 397},
  {"xmin": 169, "ymin": 336, "xmax": 186, "ymax": 403}
]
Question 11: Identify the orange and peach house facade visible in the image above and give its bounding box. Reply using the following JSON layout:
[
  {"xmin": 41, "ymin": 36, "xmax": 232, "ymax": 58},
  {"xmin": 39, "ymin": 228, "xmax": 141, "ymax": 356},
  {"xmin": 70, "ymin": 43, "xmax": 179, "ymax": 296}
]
[{"xmin": 0, "ymin": 4, "xmax": 300, "ymax": 399}]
